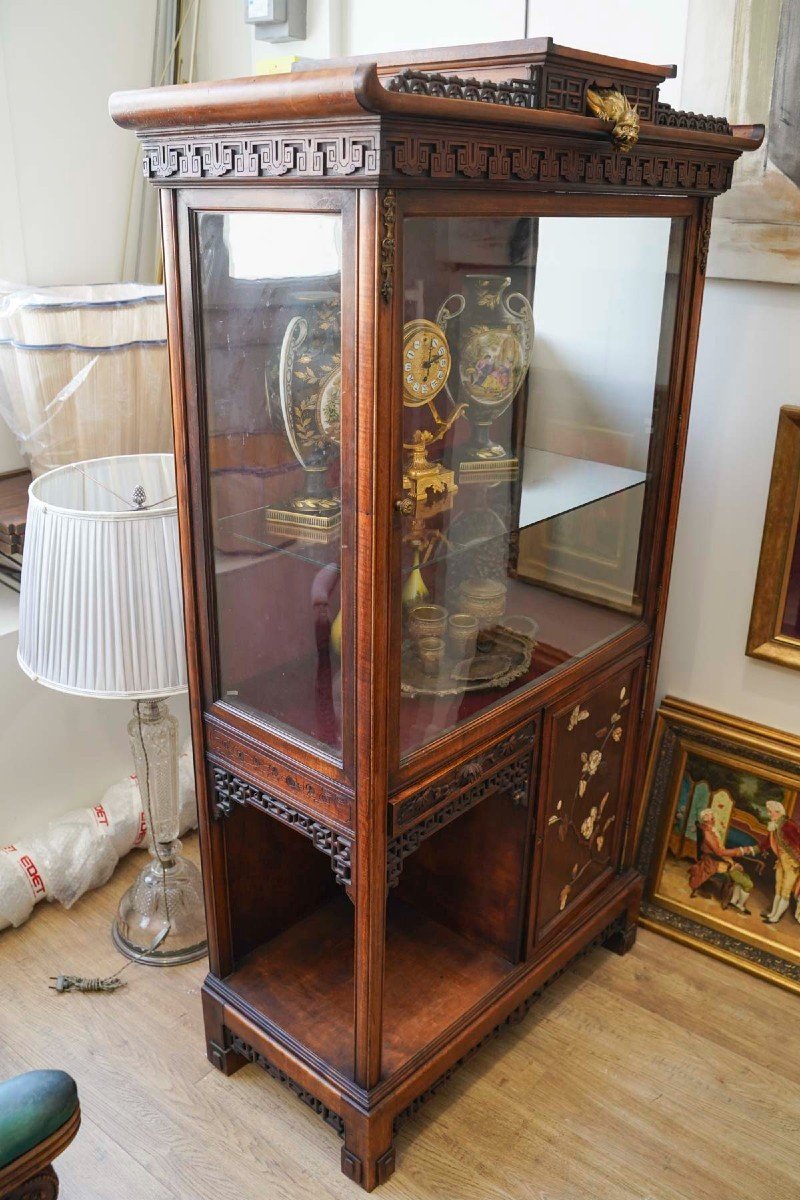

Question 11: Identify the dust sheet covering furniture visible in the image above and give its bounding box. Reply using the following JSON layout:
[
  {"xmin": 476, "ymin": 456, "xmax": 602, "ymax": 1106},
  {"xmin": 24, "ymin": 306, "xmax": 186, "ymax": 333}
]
[{"xmin": 110, "ymin": 38, "xmax": 761, "ymax": 1190}]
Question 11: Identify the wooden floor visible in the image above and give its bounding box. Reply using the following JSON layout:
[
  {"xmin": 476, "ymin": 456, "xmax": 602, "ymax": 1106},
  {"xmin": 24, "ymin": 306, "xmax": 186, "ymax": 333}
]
[{"xmin": 1, "ymin": 838, "xmax": 798, "ymax": 1200}]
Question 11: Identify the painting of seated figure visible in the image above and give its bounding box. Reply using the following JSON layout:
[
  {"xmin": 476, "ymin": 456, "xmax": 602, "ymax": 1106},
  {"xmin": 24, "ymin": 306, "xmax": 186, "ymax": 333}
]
[{"xmin": 640, "ymin": 697, "xmax": 800, "ymax": 994}]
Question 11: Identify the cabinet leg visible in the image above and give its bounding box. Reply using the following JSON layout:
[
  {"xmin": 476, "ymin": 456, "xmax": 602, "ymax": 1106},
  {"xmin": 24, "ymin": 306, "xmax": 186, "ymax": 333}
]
[
  {"xmin": 340, "ymin": 1112, "xmax": 396, "ymax": 1191},
  {"xmin": 603, "ymin": 905, "xmax": 638, "ymax": 956},
  {"xmin": 202, "ymin": 990, "xmax": 246, "ymax": 1076}
]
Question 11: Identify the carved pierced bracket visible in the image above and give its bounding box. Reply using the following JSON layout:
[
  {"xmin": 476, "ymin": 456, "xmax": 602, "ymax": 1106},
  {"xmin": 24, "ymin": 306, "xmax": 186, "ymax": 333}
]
[
  {"xmin": 393, "ymin": 725, "xmax": 533, "ymax": 830},
  {"xmin": 388, "ymin": 747, "xmax": 532, "ymax": 888},
  {"xmin": 211, "ymin": 766, "xmax": 352, "ymax": 889}
]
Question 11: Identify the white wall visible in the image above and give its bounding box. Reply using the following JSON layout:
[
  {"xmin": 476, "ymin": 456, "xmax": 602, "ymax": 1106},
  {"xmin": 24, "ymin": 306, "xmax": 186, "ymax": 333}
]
[
  {"xmin": 525, "ymin": 0, "xmax": 688, "ymax": 105},
  {"xmin": 0, "ymin": 0, "xmax": 160, "ymax": 472},
  {"xmin": 195, "ymin": 0, "xmax": 254, "ymax": 83},
  {"xmin": 0, "ymin": 0, "xmax": 159, "ymax": 286},
  {"xmin": 344, "ymin": 0, "xmax": 524, "ymax": 56},
  {"xmin": 658, "ymin": 279, "xmax": 800, "ymax": 729}
]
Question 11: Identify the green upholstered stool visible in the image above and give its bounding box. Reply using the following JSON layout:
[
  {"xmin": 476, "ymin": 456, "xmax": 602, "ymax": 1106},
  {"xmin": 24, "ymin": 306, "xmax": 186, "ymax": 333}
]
[{"xmin": 0, "ymin": 1071, "xmax": 80, "ymax": 1200}]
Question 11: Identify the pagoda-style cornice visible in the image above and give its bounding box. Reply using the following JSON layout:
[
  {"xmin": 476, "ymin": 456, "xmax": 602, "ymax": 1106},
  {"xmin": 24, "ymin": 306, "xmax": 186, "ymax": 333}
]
[{"xmin": 109, "ymin": 53, "xmax": 763, "ymax": 196}]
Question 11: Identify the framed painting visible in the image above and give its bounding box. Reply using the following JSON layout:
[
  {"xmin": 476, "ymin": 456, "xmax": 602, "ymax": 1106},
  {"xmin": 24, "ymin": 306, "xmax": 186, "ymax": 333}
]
[
  {"xmin": 638, "ymin": 696, "xmax": 800, "ymax": 994},
  {"xmin": 747, "ymin": 406, "xmax": 800, "ymax": 670}
]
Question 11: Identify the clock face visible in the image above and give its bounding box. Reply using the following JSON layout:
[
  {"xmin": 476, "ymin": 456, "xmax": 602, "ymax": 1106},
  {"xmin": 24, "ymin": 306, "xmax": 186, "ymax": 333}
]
[{"xmin": 402, "ymin": 319, "xmax": 451, "ymax": 407}]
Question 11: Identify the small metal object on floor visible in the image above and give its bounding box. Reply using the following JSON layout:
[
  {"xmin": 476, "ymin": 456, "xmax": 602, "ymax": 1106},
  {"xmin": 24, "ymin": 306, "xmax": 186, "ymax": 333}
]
[{"xmin": 49, "ymin": 927, "xmax": 171, "ymax": 993}]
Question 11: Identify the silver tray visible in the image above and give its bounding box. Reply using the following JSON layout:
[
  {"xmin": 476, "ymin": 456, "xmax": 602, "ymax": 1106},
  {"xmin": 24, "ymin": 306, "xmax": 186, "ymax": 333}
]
[{"xmin": 400, "ymin": 624, "xmax": 535, "ymax": 698}]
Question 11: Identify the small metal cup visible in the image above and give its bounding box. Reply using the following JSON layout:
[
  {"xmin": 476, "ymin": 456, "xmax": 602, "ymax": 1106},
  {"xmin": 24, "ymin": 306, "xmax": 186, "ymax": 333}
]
[
  {"xmin": 408, "ymin": 603, "xmax": 448, "ymax": 641},
  {"xmin": 459, "ymin": 579, "xmax": 507, "ymax": 628},
  {"xmin": 448, "ymin": 612, "xmax": 478, "ymax": 658},
  {"xmin": 417, "ymin": 635, "xmax": 445, "ymax": 677}
]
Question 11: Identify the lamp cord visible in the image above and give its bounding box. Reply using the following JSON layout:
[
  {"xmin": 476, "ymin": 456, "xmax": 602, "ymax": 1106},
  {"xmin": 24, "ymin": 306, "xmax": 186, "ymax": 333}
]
[
  {"xmin": 50, "ymin": 931, "xmax": 170, "ymax": 992},
  {"xmin": 48, "ymin": 702, "xmax": 174, "ymax": 994},
  {"xmin": 136, "ymin": 701, "xmax": 173, "ymax": 935}
]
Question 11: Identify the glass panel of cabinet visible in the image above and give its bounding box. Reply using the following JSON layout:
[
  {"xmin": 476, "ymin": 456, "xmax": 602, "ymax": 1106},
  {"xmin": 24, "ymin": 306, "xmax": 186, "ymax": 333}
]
[
  {"xmin": 192, "ymin": 201, "xmax": 684, "ymax": 767},
  {"xmin": 196, "ymin": 207, "xmax": 345, "ymax": 758},
  {"xmin": 398, "ymin": 213, "xmax": 684, "ymax": 757}
]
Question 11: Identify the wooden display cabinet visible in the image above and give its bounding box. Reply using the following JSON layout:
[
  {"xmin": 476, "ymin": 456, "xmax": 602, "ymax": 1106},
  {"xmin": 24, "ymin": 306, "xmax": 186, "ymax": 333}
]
[{"xmin": 111, "ymin": 39, "xmax": 761, "ymax": 1190}]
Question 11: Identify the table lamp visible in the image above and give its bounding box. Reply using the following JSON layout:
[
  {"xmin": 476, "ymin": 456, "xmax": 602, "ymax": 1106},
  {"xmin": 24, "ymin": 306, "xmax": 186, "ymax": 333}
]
[{"xmin": 17, "ymin": 453, "xmax": 206, "ymax": 965}]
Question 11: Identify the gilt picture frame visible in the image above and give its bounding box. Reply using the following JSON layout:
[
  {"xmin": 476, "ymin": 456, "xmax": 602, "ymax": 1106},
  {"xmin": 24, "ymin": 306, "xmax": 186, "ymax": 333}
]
[
  {"xmin": 747, "ymin": 406, "xmax": 800, "ymax": 670},
  {"xmin": 638, "ymin": 696, "xmax": 800, "ymax": 995}
]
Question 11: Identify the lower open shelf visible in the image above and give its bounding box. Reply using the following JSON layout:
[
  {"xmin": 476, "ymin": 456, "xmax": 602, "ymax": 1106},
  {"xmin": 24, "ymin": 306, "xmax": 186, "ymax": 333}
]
[{"xmin": 228, "ymin": 893, "xmax": 517, "ymax": 1083}]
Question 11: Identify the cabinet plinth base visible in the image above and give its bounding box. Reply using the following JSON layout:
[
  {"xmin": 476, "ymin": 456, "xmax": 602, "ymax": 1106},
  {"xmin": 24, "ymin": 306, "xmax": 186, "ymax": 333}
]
[
  {"xmin": 602, "ymin": 903, "xmax": 639, "ymax": 956},
  {"xmin": 203, "ymin": 990, "xmax": 246, "ymax": 1077},
  {"xmin": 203, "ymin": 874, "xmax": 642, "ymax": 1190},
  {"xmin": 341, "ymin": 1113, "xmax": 397, "ymax": 1190}
]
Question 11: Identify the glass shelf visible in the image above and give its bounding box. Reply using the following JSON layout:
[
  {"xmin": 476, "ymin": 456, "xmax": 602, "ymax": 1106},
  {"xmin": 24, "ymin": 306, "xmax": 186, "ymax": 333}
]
[
  {"xmin": 216, "ymin": 505, "xmax": 341, "ymax": 568},
  {"xmin": 401, "ymin": 449, "xmax": 647, "ymax": 578},
  {"xmin": 518, "ymin": 449, "xmax": 647, "ymax": 526}
]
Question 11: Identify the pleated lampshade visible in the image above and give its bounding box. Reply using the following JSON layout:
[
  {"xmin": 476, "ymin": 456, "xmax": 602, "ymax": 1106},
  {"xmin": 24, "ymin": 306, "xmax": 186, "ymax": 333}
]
[{"xmin": 17, "ymin": 453, "xmax": 186, "ymax": 698}]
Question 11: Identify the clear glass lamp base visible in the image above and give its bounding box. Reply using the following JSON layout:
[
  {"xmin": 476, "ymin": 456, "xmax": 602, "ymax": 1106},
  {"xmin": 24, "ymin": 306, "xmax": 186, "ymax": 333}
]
[
  {"xmin": 113, "ymin": 848, "xmax": 207, "ymax": 966},
  {"xmin": 111, "ymin": 698, "xmax": 207, "ymax": 967}
]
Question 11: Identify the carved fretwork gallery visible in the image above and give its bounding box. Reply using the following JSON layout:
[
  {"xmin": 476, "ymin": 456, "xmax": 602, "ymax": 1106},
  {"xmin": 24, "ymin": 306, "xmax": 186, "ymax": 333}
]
[
  {"xmin": 212, "ymin": 766, "xmax": 353, "ymax": 890},
  {"xmin": 111, "ymin": 35, "xmax": 761, "ymax": 1192}
]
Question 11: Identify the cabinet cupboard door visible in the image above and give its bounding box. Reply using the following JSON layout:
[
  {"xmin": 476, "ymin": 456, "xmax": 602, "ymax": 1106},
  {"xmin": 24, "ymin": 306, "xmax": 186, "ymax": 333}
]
[{"xmin": 529, "ymin": 657, "xmax": 644, "ymax": 948}]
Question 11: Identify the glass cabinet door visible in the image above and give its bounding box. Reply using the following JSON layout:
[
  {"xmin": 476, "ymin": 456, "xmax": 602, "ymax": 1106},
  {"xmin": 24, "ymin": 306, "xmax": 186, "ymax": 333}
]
[
  {"xmin": 398, "ymin": 211, "xmax": 684, "ymax": 757},
  {"xmin": 194, "ymin": 206, "xmax": 347, "ymax": 759}
]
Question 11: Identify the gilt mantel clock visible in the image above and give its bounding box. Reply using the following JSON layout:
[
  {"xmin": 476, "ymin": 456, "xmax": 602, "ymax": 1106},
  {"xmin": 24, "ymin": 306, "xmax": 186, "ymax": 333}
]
[{"xmin": 111, "ymin": 38, "xmax": 761, "ymax": 1190}]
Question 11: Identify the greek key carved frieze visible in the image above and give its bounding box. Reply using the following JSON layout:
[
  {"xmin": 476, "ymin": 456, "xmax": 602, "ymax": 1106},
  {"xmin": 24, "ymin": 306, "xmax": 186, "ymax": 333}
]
[
  {"xmin": 140, "ymin": 126, "xmax": 735, "ymax": 194},
  {"xmin": 141, "ymin": 132, "xmax": 380, "ymax": 182},
  {"xmin": 386, "ymin": 134, "xmax": 734, "ymax": 194},
  {"xmin": 211, "ymin": 767, "xmax": 352, "ymax": 889}
]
